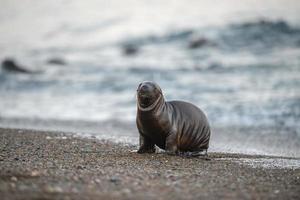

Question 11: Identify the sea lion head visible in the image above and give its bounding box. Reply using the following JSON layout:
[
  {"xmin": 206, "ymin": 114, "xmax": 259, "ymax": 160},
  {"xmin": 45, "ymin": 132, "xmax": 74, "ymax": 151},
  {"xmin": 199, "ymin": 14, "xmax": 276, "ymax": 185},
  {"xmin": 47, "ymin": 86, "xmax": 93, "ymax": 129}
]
[{"xmin": 137, "ymin": 81, "xmax": 163, "ymax": 110}]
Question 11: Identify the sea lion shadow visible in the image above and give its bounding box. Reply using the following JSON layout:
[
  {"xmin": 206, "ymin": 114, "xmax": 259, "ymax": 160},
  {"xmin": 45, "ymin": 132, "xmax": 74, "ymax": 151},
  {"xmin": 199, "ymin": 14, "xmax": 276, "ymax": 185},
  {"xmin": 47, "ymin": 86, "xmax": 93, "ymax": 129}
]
[{"xmin": 130, "ymin": 148, "xmax": 211, "ymax": 161}]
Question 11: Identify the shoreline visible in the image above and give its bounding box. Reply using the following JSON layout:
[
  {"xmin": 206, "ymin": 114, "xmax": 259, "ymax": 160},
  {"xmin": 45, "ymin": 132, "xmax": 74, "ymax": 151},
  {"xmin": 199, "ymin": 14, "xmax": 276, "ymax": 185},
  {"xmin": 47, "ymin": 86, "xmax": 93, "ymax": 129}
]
[
  {"xmin": 0, "ymin": 127, "xmax": 299, "ymax": 199},
  {"xmin": 1, "ymin": 117, "xmax": 299, "ymax": 158}
]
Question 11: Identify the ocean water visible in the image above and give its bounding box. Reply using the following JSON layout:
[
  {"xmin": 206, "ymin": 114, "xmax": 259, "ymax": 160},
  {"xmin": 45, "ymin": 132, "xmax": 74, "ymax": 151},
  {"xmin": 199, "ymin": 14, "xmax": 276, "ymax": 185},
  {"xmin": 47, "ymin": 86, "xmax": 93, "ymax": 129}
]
[{"xmin": 0, "ymin": 0, "xmax": 300, "ymax": 157}]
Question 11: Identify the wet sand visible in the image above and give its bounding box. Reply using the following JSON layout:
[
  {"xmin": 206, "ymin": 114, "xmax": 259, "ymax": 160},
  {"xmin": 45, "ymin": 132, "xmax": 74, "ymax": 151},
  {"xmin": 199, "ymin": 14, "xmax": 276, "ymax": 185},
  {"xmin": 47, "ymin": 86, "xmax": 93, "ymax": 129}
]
[{"xmin": 0, "ymin": 128, "xmax": 299, "ymax": 200}]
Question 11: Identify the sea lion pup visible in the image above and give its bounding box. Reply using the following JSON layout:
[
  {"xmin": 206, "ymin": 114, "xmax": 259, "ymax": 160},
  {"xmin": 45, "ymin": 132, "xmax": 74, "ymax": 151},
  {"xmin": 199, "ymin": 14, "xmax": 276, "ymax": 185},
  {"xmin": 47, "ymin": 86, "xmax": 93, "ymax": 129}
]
[{"xmin": 136, "ymin": 81, "xmax": 211, "ymax": 157}]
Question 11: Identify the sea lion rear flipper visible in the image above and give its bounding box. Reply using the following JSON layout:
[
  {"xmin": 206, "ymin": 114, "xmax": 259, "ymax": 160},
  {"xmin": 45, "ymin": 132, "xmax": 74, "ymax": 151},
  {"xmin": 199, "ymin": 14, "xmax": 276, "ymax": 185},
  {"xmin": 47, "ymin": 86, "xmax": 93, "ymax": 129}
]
[{"xmin": 177, "ymin": 149, "xmax": 210, "ymax": 160}]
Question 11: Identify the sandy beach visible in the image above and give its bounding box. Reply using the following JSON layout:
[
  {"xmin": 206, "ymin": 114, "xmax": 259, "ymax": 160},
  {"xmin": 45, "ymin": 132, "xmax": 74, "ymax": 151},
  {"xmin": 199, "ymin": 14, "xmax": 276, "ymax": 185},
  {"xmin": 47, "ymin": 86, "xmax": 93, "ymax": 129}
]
[
  {"xmin": 1, "ymin": 1, "xmax": 300, "ymax": 199},
  {"xmin": 0, "ymin": 128, "xmax": 299, "ymax": 200}
]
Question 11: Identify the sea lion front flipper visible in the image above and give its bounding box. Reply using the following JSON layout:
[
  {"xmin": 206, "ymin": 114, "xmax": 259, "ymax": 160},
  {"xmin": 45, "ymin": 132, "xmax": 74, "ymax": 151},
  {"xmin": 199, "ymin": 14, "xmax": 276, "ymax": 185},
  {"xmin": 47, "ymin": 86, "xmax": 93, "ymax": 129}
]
[{"xmin": 137, "ymin": 134, "xmax": 155, "ymax": 154}]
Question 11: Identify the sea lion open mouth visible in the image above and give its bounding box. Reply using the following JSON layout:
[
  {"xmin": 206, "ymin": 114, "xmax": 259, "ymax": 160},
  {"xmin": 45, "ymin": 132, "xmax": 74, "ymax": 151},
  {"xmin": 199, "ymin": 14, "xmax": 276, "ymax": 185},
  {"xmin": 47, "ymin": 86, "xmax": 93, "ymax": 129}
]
[
  {"xmin": 138, "ymin": 92, "xmax": 159, "ymax": 108},
  {"xmin": 136, "ymin": 81, "xmax": 162, "ymax": 110},
  {"xmin": 139, "ymin": 95, "xmax": 151, "ymax": 107}
]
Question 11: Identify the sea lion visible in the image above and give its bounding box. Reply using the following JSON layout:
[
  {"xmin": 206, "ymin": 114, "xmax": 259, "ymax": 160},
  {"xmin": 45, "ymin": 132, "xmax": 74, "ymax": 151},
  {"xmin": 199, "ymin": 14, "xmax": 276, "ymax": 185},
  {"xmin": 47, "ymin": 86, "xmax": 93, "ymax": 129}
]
[{"xmin": 136, "ymin": 81, "xmax": 211, "ymax": 157}]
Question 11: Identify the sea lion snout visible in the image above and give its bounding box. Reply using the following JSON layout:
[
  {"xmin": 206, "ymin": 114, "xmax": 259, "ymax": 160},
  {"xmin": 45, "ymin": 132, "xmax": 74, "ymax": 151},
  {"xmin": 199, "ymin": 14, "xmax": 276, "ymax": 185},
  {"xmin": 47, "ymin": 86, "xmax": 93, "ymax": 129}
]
[
  {"xmin": 139, "ymin": 84, "xmax": 150, "ymax": 94},
  {"xmin": 137, "ymin": 82, "xmax": 154, "ymax": 94}
]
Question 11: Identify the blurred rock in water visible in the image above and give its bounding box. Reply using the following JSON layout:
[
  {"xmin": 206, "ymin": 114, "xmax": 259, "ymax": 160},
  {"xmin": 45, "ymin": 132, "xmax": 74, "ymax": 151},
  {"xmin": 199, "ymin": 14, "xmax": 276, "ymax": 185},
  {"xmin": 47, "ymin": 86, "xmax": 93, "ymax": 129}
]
[
  {"xmin": 1, "ymin": 58, "xmax": 33, "ymax": 73},
  {"xmin": 46, "ymin": 57, "xmax": 67, "ymax": 65},
  {"xmin": 237, "ymin": 19, "xmax": 294, "ymax": 34},
  {"xmin": 188, "ymin": 36, "xmax": 215, "ymax": 49},
  {"xmin": 122, "ymin": 44, "xmax": 139, "ymax": 56}
]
